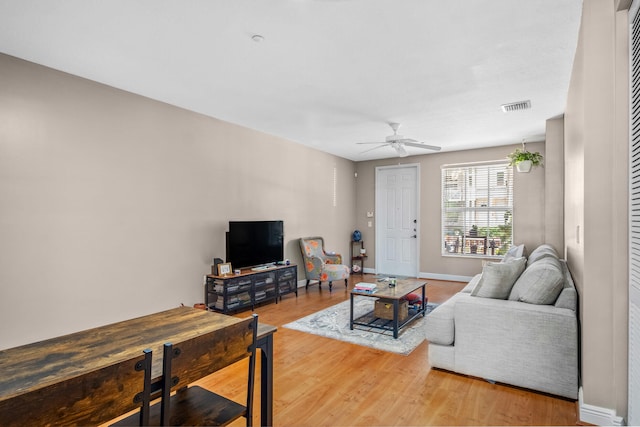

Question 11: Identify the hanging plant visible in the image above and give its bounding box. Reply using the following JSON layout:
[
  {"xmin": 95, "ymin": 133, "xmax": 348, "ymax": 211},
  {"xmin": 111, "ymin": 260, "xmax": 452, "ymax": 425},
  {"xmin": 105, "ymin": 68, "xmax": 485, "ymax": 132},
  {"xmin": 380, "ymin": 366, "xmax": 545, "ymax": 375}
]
[{"xmin": 507, "ymin": 142, "xmax": 543, "ymax": 173}]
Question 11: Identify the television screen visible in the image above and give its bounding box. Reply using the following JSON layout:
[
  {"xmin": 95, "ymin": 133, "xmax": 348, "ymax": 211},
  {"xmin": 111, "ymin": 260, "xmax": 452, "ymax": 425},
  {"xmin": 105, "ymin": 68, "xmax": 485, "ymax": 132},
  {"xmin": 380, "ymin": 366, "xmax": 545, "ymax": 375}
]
[{"xmin": 226, "ymin": 221, "xmax": 284, "ymax": 269}]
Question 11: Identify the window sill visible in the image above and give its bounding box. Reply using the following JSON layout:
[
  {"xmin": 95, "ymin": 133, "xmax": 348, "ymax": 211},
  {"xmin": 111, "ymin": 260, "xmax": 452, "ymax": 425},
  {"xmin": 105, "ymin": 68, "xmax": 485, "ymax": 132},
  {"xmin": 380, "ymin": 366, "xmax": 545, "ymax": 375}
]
[{"xmin": 441, "ymin": 253, "xmax": 503, "ymax": 260}]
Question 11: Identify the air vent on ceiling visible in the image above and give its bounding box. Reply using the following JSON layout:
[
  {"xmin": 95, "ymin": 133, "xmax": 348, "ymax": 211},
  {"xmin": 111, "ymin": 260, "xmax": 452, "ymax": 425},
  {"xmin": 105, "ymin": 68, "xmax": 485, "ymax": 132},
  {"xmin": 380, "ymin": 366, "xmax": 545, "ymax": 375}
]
[{"xmin": 501, "ymin": 100, "xmax": 531, "ymax": 112}]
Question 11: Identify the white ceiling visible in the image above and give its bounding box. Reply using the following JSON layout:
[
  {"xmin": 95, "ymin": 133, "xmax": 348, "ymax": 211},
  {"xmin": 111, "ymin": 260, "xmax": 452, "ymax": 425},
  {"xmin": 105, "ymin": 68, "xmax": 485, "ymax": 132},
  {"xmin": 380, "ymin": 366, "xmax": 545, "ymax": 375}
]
[{"xmin": 0, "ymin": 0, "xmax": 583, "ymax": 161}]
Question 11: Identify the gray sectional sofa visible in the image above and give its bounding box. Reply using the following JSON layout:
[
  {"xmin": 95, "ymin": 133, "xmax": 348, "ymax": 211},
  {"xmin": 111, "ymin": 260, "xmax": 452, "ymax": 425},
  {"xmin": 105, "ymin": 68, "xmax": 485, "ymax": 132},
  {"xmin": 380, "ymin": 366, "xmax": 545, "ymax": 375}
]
[{"xmin": 425, "ymin": 244, "xmax": 579, "ymax": 399}]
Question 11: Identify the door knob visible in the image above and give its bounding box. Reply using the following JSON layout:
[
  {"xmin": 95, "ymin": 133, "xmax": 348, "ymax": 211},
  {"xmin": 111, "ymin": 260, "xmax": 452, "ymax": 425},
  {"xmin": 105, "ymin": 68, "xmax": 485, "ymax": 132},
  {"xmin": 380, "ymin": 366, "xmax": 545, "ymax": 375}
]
[{"xmin": 411, "ymin": 235, "xmax": 417, "ymax": 238}]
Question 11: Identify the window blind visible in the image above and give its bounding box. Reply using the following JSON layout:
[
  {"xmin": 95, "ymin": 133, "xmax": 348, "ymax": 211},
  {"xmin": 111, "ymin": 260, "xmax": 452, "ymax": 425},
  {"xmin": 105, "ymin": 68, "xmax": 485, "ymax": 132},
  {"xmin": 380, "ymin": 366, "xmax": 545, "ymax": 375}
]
[{"xmin": 441, "ymin": 162, "xmax": 513, "ymax": 257}]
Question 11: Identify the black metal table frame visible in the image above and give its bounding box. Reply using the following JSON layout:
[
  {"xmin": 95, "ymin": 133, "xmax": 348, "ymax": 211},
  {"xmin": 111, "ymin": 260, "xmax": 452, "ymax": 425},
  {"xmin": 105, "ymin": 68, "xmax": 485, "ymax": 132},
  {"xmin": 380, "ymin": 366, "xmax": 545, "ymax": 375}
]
[{"xmin": 349, "ymin": 283, "xmax": 426, "ymax": 338}]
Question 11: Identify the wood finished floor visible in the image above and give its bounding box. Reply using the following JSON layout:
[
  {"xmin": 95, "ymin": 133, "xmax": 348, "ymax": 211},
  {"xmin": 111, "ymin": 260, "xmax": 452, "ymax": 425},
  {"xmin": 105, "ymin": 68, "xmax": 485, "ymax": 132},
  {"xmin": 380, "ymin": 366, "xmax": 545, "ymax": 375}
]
[{"xmin": 194, "ymin": 274, "xmax": 580, "ymax": 426}]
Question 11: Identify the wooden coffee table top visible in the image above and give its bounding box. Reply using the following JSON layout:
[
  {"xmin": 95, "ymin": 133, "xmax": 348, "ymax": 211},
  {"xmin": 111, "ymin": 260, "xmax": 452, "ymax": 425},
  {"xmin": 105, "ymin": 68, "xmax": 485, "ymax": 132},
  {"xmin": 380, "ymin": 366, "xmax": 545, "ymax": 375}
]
[{"xmin": 351, "ymin": 278, "xmax": 426, "ymax": 300}]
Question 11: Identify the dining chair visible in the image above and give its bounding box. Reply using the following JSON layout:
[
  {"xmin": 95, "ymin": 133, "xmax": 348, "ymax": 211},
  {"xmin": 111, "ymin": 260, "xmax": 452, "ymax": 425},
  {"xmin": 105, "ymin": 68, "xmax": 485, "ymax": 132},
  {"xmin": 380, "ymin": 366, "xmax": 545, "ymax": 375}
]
[
  {"xmin": 155, "ymin": 314, "xmax": 258, "ymax": 426},
  {"xmin": 0, "ymin": 349, "xmax": 153, "ymax": 427}
]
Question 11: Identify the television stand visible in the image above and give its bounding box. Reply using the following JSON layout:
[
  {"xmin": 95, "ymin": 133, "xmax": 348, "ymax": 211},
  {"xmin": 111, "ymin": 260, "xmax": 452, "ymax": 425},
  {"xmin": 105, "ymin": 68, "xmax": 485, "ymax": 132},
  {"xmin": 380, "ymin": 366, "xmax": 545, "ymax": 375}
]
[{"xmin": 205, "ymin": 264, "xmax": 297, "ymax": 313}]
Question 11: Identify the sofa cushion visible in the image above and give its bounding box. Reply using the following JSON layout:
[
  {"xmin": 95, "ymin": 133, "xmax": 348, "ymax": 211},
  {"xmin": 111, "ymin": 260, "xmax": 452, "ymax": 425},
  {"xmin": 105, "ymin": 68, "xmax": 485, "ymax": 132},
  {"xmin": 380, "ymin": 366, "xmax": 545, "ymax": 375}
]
[
  {"xmin": 502, "ymin": 244, "xmax": 526, "ymax": 262},
  {"xmin": 509, "ymin": 257, "xmax": 564, "ymax": 304},
  {"xmin": 527, "ymin": 244, "xmax": 559, "ymax": 267},
  {"xmin": 471, "ymin": 257, "xmax": 526, "ymax": 299}
]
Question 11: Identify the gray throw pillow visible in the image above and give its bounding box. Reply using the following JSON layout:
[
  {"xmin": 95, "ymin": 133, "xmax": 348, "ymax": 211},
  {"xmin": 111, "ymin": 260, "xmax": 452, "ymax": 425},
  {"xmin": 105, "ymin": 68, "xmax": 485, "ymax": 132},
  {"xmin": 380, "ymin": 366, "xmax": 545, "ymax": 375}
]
[
  {"xmin": 509, "ymin": 257, "xmax": 564, "ymax": 304},
  {"xmin": 502, "ymin": 244, "xmax": 526, "ymax": 262},
  {"xmin": 471, "ymin": 257, "xmax": 526, "ymax": 299}
]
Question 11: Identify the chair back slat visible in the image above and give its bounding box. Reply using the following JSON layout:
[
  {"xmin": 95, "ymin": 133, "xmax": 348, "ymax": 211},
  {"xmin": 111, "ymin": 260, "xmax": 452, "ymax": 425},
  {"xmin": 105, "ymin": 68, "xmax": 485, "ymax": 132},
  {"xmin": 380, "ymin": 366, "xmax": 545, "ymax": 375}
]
[
  {"xmin": 168, "ymin": 316, "xmax": 255, "ymax": 390},
  {"xmin": 0, "ymin": 349, "xmax": 151, "ymax": 427}
]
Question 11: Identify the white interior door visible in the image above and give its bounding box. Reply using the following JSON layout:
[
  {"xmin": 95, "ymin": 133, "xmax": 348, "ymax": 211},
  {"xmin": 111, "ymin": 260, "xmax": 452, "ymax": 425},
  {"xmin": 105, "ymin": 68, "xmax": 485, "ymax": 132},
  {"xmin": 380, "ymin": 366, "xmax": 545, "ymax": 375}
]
[{"xmin": 375, "ymin": 165, "xmax": 419, "ymax": 277}]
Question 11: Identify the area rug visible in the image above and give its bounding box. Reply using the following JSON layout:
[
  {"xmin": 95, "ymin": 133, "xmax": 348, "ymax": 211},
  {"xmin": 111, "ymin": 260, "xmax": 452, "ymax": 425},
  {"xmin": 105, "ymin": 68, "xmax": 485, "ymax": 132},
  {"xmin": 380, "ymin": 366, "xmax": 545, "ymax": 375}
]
[{"xmin": 283, "ymin": 296, "xmax": 439, "ymax": 355}]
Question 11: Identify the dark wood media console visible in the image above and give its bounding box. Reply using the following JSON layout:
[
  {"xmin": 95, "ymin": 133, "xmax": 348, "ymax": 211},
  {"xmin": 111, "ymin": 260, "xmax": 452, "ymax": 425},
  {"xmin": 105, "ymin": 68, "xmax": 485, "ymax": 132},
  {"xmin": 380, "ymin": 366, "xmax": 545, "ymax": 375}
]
[{"xmin": 205, "ymin": 264, "xmax": 297, "ymax": 313}]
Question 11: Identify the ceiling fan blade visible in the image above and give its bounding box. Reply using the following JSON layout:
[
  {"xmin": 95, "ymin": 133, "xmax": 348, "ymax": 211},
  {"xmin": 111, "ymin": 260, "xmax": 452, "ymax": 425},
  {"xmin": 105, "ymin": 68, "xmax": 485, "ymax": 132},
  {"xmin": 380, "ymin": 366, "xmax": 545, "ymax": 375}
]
[
  {"xmin": 356, "ymin": 123, "xmax": 439, "ymax": 157},
  {"xmin": 360, "ymin": 144, "xmax": 389, "ymax": 154},
  {"xmin": 394, "ymin": 144, "xmax": 409, "ymax": 157},
  {"xmin": 403, "ymin": 141, "xmax": 442, "ymax": 151}
]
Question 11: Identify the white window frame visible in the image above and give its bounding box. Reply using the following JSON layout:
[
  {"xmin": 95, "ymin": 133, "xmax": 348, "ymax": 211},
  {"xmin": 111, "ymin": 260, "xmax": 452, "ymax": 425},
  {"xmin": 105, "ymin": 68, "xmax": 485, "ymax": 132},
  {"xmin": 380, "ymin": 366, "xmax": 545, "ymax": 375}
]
[{"xmin": 441, "ymin": 161, "xmax": 514, "ymax": 258}]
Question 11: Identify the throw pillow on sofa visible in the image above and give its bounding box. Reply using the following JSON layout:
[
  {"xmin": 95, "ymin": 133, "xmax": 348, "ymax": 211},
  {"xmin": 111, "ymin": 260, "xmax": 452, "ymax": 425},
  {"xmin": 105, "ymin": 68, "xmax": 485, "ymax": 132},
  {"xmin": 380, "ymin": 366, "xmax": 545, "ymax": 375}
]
[
  {"xmin": 502, "ymin": 243, "xmax": 526, "ymax": 262},
  {"xmin": 509, "ymin": 256, "xmax": 564, "ymax": 304},
  {"xmin": 471, "ymin": 257, "xmax": 526, "ymax": 299}
]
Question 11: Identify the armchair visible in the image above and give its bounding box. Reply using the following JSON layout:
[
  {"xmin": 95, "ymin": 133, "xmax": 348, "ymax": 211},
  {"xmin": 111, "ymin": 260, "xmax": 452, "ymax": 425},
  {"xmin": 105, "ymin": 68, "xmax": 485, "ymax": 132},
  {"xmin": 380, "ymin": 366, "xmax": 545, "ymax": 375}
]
[{"xmin": 299, "ymin": 236, "xmax": 350, "ymax": 291}]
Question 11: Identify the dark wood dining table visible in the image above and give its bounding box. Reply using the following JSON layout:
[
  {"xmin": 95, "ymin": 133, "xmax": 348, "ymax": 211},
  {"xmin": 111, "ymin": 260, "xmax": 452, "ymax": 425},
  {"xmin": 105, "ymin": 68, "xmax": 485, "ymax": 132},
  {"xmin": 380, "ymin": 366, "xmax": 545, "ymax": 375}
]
[{"xmin": 0, "ymin": 306, "xmax": 276, "ymax": 426}]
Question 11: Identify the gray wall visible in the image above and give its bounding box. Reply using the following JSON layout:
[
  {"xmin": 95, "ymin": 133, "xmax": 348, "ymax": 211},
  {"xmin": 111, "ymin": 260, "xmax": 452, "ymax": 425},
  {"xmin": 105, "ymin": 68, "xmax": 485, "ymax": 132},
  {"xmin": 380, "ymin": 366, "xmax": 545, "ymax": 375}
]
[
  {"xmin": 0, "ymin": 53, "xmax": 356, "ymax": 350},
  {"xmin": 564, "ymin": 0, "xmax": 629, "ymax": 419}
]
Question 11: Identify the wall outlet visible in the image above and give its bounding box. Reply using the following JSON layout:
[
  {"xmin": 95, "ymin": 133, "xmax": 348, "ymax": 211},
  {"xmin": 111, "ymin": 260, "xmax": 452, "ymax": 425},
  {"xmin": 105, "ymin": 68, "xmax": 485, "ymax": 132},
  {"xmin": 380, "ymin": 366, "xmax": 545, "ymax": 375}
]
[
  {"xmin": 368, "ymin": 221, "xmax": 373, "ymax": 227},
  {"xmin": 367, "ymin": 211, "xmax": 374, "ymax": 218}
]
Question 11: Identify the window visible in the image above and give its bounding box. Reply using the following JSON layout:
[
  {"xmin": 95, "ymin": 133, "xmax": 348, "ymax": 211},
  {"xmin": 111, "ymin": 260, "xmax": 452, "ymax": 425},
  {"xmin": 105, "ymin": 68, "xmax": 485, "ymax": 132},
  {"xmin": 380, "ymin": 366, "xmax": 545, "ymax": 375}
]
[{"xmin": 441, "ymin": 162, "xmax": 513, "ymax": 257}]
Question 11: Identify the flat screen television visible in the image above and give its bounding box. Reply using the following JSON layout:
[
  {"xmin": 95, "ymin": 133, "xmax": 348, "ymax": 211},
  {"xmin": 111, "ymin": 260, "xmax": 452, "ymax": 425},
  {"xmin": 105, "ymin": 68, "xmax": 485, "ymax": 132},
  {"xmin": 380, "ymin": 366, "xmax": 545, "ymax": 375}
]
[{"xmin": 226, "ymin": 220, "xmax": 284, "ymax": 269}]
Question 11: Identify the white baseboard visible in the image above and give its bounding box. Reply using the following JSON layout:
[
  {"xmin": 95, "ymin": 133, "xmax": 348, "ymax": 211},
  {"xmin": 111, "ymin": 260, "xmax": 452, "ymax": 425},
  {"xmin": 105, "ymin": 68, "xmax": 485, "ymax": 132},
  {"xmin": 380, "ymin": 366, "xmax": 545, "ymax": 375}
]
[
  {"xmin": 418, "ymin": 272, "xmax": 474, "ymax": 282},
  {"xmin": 579, "ymin": 387, "xmax": 625, "ymax": 426}
]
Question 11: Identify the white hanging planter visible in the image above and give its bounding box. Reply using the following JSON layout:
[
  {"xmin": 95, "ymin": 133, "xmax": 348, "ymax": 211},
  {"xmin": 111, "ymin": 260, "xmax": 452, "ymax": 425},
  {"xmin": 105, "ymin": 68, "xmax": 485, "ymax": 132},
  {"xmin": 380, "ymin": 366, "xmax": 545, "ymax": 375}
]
[
  {"xmin": 507, "ymin": 141, "xmax": 543, "ymax": 173},
  {"xmin": 516, "ymin": 160, "xmax": 533, "ymax": 173}
]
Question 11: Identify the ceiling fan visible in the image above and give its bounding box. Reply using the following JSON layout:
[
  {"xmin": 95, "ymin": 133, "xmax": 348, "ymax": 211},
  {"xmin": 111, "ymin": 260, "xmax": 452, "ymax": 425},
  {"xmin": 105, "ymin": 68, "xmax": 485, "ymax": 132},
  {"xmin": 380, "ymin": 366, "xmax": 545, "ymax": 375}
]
[{"xmin": 357, "ymin": 123, "xmax": 441, "ymax": 157}]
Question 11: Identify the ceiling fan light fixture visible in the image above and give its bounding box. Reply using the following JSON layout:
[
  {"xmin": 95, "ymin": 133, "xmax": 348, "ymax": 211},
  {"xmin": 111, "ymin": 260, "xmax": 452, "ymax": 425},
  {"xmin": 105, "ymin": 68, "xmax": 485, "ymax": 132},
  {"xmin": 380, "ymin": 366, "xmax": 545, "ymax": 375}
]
[{"xmin": 501, "ymin": 100, "xmax": 531, "ymax": 113}]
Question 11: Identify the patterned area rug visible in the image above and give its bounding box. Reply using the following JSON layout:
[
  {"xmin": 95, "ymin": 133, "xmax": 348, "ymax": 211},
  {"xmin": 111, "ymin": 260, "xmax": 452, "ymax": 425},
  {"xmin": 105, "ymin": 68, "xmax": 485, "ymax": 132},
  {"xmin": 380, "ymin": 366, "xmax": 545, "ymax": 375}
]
[{"xmin": 283, "ymin": 296, "xmax": 439, "ymax": 355}]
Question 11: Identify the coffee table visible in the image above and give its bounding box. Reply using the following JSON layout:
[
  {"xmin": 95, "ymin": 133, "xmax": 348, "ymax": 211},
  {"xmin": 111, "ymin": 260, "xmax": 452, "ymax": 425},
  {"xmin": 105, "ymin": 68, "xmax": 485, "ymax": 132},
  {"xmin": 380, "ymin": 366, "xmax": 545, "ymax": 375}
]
[{"xmin": 349, "ymin": 278, "xmax": 427, "ymax": 338}]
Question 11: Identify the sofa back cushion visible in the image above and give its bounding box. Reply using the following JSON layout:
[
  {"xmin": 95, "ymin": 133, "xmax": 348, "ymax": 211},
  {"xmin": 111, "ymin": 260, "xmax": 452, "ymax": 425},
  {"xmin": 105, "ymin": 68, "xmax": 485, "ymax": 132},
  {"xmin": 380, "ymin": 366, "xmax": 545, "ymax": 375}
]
[
  {"xmin": 554, "ymin": 261, "xmax": 577, "ymax": 311},
  {"xmin": 554, "ymin": 287, "xmax": 577, "ymax": 311},
  {"xmin": 471, "ymin": 257, "xmax": 526, "ymax": 299},
  {"xmin": 527, "ymin": 244, "xmax": 559, "ymax": 267},
  {"xmin": 509, "ymin": 257, "xmax": 564, "ymax": 304}
]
